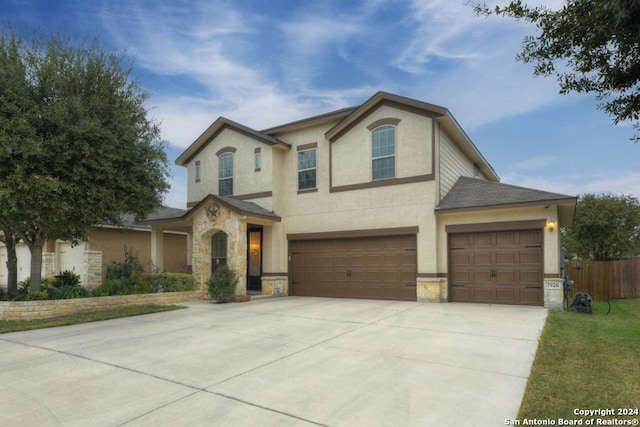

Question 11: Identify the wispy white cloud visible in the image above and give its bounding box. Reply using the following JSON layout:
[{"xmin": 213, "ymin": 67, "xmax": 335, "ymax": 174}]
[
  {"xmin": 503, "ymin": 171, "xmax": 640, "ymax": 198},
  {"xmin": 512, "ymin": 156, "xmax": 557, "ymax": 171}
]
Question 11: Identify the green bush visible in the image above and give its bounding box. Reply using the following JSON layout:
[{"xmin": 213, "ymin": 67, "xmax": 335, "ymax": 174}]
[
  {"xmin": 0, "ymin": 286, "xmax": 6, "ymax": 301},
  {"xmin": 23, "ymin": 289, "xmax": 49, "ymax": 301},
  {"xmin": 207, "ymin": 266, "xmax": 238, "ymax": 303},
  {"xmin": 44, "ymin": 271, "xmax": 87, "ymax": 299},
  {"xmin": 14, "ymin": 279, "xmax": 31, "ymax": 301},
  {"xmin": 136, "ymin": 273, "xmax": 195, "ymax": 293},
  {"xmin": 56, "ymin": 270, "xmax": 82, "ymax": 287},
  {"xmin": 92, "ymin": 278, "xmax": 134, "ymax": 296},
  {"xmin": 107, "ymin": 246, "xmax": 145, "ymax": 283}
]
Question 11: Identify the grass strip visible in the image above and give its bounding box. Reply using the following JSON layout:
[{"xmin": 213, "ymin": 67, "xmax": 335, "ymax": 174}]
[
  {"xmin": 518, "ymin": 299, "xmax": 640, "ymax": 421},
  {"xmin": 0, "ymin": 304, "xmax": 185, "ymax": 334}
]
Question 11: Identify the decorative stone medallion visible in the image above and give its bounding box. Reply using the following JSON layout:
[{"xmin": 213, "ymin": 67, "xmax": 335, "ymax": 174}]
[{"xmin": 205, "ymin": 202, "xmax": 221, "ymax": 222}]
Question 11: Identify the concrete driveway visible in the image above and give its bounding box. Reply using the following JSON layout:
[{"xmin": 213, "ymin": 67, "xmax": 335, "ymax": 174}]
[{"xmin": 0, "ymin": 297, "xmax": 547, "ymax": 427}]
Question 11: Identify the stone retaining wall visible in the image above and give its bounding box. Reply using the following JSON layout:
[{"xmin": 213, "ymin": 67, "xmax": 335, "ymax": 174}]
[{"xmin": 0, "ymin": 291, "xmax": 202, "ymax": 321}]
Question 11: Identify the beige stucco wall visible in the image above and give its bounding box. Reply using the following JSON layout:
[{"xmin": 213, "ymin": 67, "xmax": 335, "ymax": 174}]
[
  {"xmin": 187, "ymin": 128, "xmax": 273, "ymax": 204},
  {"xmin": 435, "ymin": 205, "xmax": 561, "ymax": 276},
  {"xmin": 331, "ymin": 105, "xmax": 432, "ymax": 187}
]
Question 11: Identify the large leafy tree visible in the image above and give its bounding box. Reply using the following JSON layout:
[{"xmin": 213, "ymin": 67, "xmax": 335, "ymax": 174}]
[
  {"xmin": 0, "ymin": 28, "xmax": 170, "ymax": 292},
  {"xmin": 561, "ymin": 194, "xmax": 640, "ymax": 261},
  {"xmin": 474, "ymin": 1, "xmax": 640, "ymax": 141}
]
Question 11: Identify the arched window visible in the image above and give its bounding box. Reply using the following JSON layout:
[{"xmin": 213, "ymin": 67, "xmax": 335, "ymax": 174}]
[
  {"xmin": 218, "ymin": 152, "xmax": 233, "ymax": 196},
  {"xmin": 211, "ymin": 231, "xmax": 227, "ymax": 273},
  {"xmin": 372, "ymin": 125, "xmax": 395, "ymax": 180}
]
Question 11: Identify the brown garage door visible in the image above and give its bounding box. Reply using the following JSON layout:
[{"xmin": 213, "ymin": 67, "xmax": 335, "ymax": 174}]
[
  {"xmin": 449, "ymin": 230, "xmax": 543, "ymax": 306},
  {"xmin": 289, "ymin": 235, "xmax": 417, "ymax": 301}
]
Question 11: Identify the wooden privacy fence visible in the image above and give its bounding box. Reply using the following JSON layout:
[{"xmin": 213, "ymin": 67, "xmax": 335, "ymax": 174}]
[{"xmin": 565, "ymin": 259, "xmax": 640, "ymax": 300}]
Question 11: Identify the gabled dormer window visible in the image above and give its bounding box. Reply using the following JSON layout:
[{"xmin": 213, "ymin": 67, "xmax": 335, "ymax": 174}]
[
  {"xmin": 372, "ymin": 125, "xmax": 395, "ymax": 180},
  {"xmin": 218, "ymin": 152, "xmax": 233, "ymax": 196}
]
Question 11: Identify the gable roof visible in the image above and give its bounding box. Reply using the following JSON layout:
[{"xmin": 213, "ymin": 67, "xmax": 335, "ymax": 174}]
[
  {"xmin": 324, "ymin": 92, "xmax": 500, "ymax": 182},
  {"xmin": 436, "ymin": 177, "xmax": 576, "ymax": 225},
  {"xmin": 262, "ymin": 107, "xmax": 357, "ymax": 135},
  {"xmin": 176, "ymin": 117, "xmax": 290, "ymax": 166},
  {"xmin": 141, "ymin": 194, "xmax": 281, "ymax": 224}
]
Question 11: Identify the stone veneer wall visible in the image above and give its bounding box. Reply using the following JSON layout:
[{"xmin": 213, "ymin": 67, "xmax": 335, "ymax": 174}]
[
  {"xmin": 417, "ymin": 278, "xmax": 448, "ymax": 302},
  {"xmin": 0, "ymin": 291, "xmax": 201, "ymax": 321},
  {"xmin": 261, "ymin": 276, "xmax": 288, "ymax": 296},
  {"xmin": 192, "ymin": 203, "xmax": 248, "ymax": 298}
]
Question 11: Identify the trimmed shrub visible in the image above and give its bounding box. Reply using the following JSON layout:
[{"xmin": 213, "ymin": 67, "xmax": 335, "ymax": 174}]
[
  {"xmin": 207, "ymin": 266, "xmax": 238, "ymax": 303},
  {"xmin": 136, "ymin": 273, "xmax": 195, "ymax": 293},
  {"xmin": 92, "ymin": 278, "xmax": 134, "ymax": 296}
]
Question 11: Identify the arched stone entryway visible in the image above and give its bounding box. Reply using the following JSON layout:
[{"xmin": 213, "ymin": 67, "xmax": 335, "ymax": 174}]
[
  {"xmin": 192, "ymin": 201, "xmax": 247, "ymax": 297},
  {"xmin": 147, "ymin": 194, "xmax": 283, "ymax": 299}
]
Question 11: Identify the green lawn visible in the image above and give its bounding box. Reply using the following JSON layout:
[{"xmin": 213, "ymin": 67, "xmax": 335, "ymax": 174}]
[
  {"xmin": 519, "ymin": 299, "xmax": 640, "ymax": 422},
  {"xmin": 0, "ymin": 305, "xmax": 185, "ymax": 334}
]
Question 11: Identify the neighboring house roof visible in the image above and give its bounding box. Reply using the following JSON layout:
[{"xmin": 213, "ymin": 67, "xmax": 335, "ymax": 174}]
[
  {"xmin": 324, "ymin": 92, "xmax": 500, "ymax": 182},
  {"xmin": 436, "ymin": 177, "xmax": 577, "ymax": 225},
  {"xmin": 176, "ymin": 117, "xmax": 291, "ymax": 166},
  {"xmin": 142, "ymin": 194, "xmax": 281, "ymax": 224}
]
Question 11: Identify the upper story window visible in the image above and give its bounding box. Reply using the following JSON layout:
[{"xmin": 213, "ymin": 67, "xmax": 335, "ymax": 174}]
[
  {"xmin": 255, "ymin": 147, "xmax": 261, "ymax": 172},
  {"xmin": 372, "ymin": 125, "xmax": 395, "ymax": 180},
  {"xmin": 195, "ymin": 160, "xmax": 201, "ymax": 182},
  {"xmin": 218, "ymin": 152, "xmax": 233, "ymax": 196},
  {"xmin": 298, "ymin": 148, "xmax": 317, "ymax": 190}
]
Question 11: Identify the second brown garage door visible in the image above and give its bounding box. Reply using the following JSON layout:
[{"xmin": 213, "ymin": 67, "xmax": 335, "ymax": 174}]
[
  {"xmin": 289, "ymin": 235, "xmax": 417, "ymax": 301},
  {"xmin": 449, "ymin": 229, "xmax": 543, "ymax": 306}
]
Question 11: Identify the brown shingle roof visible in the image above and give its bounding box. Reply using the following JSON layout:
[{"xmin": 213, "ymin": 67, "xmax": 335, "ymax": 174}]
[
  {"xmin": 141, "ymin": 194, "xmax": 280, "ymax": 223},
  {"xmin": 436, "ymin": 177, "xmax": 576, "ymax": 212}
]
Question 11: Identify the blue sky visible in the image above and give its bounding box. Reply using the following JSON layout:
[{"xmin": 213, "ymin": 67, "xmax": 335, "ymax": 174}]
[{"xmin": 3, "ymin": 0, "xmax": 639, "ymax": 208}]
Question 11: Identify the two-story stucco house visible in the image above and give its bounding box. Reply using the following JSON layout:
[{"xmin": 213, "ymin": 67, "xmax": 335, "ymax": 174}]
[{"xmin": 146, "ymin": 92, "xmax": 576, "ymax": 309}]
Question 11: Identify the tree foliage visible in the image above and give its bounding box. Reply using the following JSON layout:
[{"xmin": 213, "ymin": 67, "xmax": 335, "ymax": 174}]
[
  {"xmin": 474, "ymin": 0, "xmax": 640, "ymax": 141},
  {"xmin": 0, "ymin": 28, "xmax": 170, "ymax": 291},
  {"xmin": 561, "ymin": 194, "xmax": 640, "ymax": 261}
]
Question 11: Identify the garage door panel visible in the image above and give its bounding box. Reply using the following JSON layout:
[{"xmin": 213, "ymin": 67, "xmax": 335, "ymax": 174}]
[
  {"xmin": 449, "ymin": 229, "xmax": 543, "ymax": 306},
  {"xmin": 449, "ymin": 285, "xmax": 469, "ymax": 301},
  {"xmin": 473, "ymin": 234, "xmax": 493, "ymax": 247},
  {"xmin": 520, "ymin": 270, "xmax": 541, "ymax": 284},
  {"xmin": 520, "ymin": 231, "xmax": 542, "ymax": 245},
  {"xmin": 520, "ymin": 288, "xmax": 543, "ymax": 304},
  {"xmin": 495, "ymin": 251, "xmax": 515, "ymax": 265},
  {"xmin": 290, "ymin": 235, "xmax": 417, "ymax": 301},
  {"xmin": 520, "ymin": 251, "xmax": 541, "ymax": 265},
  {"xmin": 495, "ymin": 271, "xmax": 515, "ymax": 283},
  {"xmin": 495, "ymin": 288, "xmax": 517, "ymax": 303},
  {"xmin": 472, "ymin": 287, "xmax": 493, "ymax": 302},
  {"xmin": 473, "ymin": 270, "xmax": 493, "ymax": 283},
  {"xmin": 473, "ymin": 252, "xmax": 492, "ymax": 265}
]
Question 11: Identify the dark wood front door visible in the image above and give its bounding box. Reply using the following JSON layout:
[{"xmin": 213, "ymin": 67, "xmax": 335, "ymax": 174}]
[
  {"xmin": 247, "ymin": 227, "xmax": 262, "ymax": 292},
  {"xmin": 289, "ymin": 235, "xmax": 417, "ymax": 301},
  {"xmin": 449, "ymin": 230, "xmax": 543, "ymax": 305}
]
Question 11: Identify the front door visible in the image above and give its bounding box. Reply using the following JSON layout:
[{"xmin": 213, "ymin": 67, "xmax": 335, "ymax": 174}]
[{"xmin": 247, "ymin": 227, "xmax": 262, "ymax": 292}]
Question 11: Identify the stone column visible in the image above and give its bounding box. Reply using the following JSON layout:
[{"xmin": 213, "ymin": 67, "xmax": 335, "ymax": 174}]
[{"xmin": 544, "ymin": 278, "xmax": 564, "ymax": 310}]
